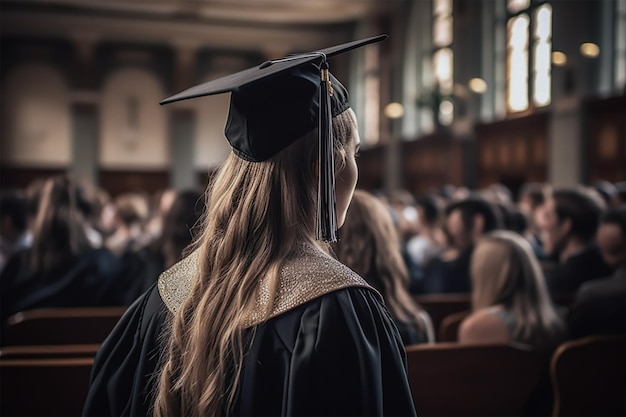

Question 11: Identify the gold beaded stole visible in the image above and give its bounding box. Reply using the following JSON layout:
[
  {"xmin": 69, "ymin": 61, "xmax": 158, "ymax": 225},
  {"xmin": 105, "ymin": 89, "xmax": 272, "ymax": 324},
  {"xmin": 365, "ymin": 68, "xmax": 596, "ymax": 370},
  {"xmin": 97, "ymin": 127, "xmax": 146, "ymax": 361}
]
[{"xmin": 157, "ymin": 244, "xmax": 380, "ymax": 328}]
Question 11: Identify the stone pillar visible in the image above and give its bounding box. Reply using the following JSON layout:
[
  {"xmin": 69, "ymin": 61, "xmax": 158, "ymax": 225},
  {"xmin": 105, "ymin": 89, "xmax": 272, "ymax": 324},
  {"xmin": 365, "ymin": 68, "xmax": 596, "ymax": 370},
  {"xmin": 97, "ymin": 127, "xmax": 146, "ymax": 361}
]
[
  {"xmin": 549, "ymin": 96, "xmax": 584, "ymax": 187},
  {"xmin": 168, "ymin": 44, "xmax": 199, "ymax": 190},
  {"xmin": 71, "ymin": 100, "xmax": 99, "ymax": 185},
  {"xmin": 70, "ymin": 38, "xmax": 99, "ymax": 185},
  {"xmin": 173, "ymin": 44, "xmax": 198, "ymax": 93}
]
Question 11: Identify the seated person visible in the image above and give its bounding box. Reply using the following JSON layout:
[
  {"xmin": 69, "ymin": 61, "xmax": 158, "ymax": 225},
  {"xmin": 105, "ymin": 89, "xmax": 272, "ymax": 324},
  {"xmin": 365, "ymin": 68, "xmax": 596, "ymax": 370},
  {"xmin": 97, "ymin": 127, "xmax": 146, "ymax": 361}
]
[
  {"xmin": 538, "ymin": 186, "xmax": 613, "ymax": 295},
  {"xmin": 333, "ymin": 190, "xmax": 434, "ymax": 345},
  {"xmin": 421, "ymin": 195, "xmax": 501, "ymax": 294},
  {"xmin": 1, "ymin": 175, "xmax": 122, "ymax": 322},
  {"xmin": 406, "ymin": 194, "xmax": 446, "ymax": 269},
  {"xmin": 459, "ymin": 230, "xmax": 566, "ymax": 351},
  {"xmin": 518, "ymin": 182, "xmax": 551, "ymax": 260},
  {"xmin": 105, "ymin": 192, "xmax": 162, "ymax": 305},
  {"xmin": 568, "ymin": 207, "xmax": 626, "ymax": 338}
]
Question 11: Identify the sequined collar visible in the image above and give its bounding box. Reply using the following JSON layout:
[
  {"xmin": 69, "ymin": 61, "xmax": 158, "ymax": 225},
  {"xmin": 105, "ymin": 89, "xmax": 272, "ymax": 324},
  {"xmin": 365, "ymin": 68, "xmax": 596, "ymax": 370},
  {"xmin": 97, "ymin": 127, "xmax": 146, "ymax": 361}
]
[{"xmin": 157, "ymin": 243, "xmax": 379, "ymax": 328}]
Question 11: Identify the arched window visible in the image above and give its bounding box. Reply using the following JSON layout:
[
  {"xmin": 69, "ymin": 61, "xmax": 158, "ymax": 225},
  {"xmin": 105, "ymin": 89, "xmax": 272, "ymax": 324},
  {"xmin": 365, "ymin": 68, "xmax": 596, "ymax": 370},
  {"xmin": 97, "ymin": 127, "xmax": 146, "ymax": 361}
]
[
  {"xmin": 506, "ymin": 0, "xmax": 552, "ymax": 113},
  {"xmin": 433, "ymin": 0, "xmax": 454, "ymax": 126},
  {"xmin": 616, "ymin": 0, "xmax": 626, "ymax": 89}
]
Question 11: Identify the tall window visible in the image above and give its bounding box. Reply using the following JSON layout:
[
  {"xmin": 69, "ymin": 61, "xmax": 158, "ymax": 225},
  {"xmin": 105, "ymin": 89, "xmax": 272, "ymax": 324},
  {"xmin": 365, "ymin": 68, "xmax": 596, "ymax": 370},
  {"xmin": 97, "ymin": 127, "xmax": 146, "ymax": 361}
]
[
  {"xmin": 617, "ymin": 0, "xmax": 626, "ymax": 89},
  {"xmin": 506, "ymin": 0, "xmax": 552, "ymax": 113},
  {"xmin": 433, "ymin": 0, "xmax": 454, "ymax": 126}
]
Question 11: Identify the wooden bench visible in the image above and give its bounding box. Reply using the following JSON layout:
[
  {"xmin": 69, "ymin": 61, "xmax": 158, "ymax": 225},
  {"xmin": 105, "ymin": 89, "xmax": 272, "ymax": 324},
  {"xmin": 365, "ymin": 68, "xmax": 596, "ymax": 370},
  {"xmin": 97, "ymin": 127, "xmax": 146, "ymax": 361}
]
[
  {"xmin": 0, "ymin": 357, "xmax": 94, "ymax": 417},
  {"xmin": 0, "ymin": 344, "xmax": 100, "ymax": 360},
  {"xmin": 551, "ymin": 334, "xmax": 626, "ymax": 417},
  {"xmin": 2, "ymin": 306, "xmax": 126, "ymax": 346},
  {"xmin": 413, "ymin": 293, "xmax": 471, "ymax": 338},
  {"xmin": 406, "ymin": 342, "xmax": 548, "ymax": 416},
  {"xmin": 438, "ymin": 309, "xmax": 471, "ymax": 342}
]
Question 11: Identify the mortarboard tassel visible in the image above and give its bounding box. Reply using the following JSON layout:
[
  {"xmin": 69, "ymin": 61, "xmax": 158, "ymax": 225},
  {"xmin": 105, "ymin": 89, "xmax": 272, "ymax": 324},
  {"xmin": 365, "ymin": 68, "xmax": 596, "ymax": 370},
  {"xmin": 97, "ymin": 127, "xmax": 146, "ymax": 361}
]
[{"xmin": 316, "ymin": 60, "xmax": 338, "ymax": 242}]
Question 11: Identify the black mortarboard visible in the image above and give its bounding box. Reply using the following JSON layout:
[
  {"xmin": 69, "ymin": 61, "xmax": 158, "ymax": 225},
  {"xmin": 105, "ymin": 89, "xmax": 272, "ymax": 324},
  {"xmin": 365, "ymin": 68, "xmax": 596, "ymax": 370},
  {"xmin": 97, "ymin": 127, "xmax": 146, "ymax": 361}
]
[{"xmin": 160, "ymin": 34, "xmax": 388, "ymax": 242}]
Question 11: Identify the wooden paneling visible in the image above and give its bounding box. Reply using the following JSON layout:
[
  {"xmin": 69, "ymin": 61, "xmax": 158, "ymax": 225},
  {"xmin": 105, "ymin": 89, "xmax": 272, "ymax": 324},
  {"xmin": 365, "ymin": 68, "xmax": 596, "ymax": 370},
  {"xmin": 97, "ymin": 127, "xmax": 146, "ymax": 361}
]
[
  {"xmin": 474, "ymin": 112, "xmax": 549, "ymax": 196},
  {"xmin": 99, "ymin": 169, "xmax": 169, "ymax": 197},
  {"xmin": 586, "ymin": 95, "xmax": 626, "ymax": 183},
  {"xmin": 402, "ymin": 132, "xmax": 466, "ymax": 197},
  {"xmin": 0, "ymin": 166, "xmax": 65, "ymax": 191},
  {"xmin": 357, "ymin": 144, "xmax": 386, "ymax": 192}
]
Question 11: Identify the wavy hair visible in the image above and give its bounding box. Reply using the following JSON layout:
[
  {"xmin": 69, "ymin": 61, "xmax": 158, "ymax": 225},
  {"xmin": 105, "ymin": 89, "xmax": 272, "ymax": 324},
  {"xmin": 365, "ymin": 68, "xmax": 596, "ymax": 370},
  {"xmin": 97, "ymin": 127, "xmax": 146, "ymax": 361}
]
[
  {"xmin": 470, "ymin": 230, "xmax": 565, "ymax": 349},
  {"xmin": 333, "ymin": 189, "xmax": 434, "ymax": 343},
  {"xmin": 154, "ymin": 109, "xmax": 355, "ymax": 417}
]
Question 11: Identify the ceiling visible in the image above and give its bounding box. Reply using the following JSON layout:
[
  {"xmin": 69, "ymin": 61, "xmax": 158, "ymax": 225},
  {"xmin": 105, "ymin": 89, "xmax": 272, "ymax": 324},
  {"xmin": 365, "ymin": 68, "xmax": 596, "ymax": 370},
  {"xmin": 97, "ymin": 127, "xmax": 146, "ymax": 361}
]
[{"xmin": 1, "ymin": 0, "xmax": 393, "ymax": 55}]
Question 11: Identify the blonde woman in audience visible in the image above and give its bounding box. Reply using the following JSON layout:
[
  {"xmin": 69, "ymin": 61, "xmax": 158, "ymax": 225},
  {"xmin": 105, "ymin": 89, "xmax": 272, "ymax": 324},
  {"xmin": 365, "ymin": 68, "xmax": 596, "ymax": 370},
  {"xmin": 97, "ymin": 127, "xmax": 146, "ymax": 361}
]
[
  {"xmin": 334, "ymin": 189, "xmax": 435, "ymax": 345},
  {"xmin": 459, "ymin": 230, "xmax": 566, "ymax": 350}
]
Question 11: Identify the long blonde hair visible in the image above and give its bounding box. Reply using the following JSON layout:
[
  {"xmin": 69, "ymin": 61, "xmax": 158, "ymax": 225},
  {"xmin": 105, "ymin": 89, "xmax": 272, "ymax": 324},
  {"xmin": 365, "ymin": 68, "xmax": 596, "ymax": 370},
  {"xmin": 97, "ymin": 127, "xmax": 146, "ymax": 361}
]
[
  {"xmin": 470, "ymin": 230, "xmax": 565, "ymax": 349},
  {"xmin": 333, "ymin": 189, "xmax": 433, "ymax": 343},
  {"xmin": 154, "ymin": 110, "xmax": 355, "ymax": 417}
]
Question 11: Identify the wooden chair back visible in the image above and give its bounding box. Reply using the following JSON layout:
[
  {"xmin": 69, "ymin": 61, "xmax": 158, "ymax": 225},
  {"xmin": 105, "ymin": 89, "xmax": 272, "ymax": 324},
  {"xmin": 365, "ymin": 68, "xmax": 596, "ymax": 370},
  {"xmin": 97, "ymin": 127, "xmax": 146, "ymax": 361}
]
[
  {"xmin": 2, "ymin": 306, "xmax": 126, "ymax": 346},
  {"xmin": 413, "ymin": 293, "xmax": 471, "ymax": 336},
  {"xmin": 438, "ymin": 309, "xmax": 471, "ymax": 342},
  {"xmin": 0, "ymin": 357, "xmax": 94, "ymax": 417},
  {"xmin": 0, "ymin": 344, "xmax": 100, "ymax": 360},
  {"xmin": 406, "ymin": 342, "xmax": 548, "ymax": 416},
  {"xmin": 551, "ymin": 334, "xmax": 626, "ymax": 417}
]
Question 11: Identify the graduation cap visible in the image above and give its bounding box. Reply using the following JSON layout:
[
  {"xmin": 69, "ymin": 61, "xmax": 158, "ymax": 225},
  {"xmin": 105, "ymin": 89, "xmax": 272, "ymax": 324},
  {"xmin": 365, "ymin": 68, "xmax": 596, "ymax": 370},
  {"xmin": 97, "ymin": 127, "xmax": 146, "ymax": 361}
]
[{"xmin": 160, "ymin": 34, "xmax": 388, "ymax": 242}]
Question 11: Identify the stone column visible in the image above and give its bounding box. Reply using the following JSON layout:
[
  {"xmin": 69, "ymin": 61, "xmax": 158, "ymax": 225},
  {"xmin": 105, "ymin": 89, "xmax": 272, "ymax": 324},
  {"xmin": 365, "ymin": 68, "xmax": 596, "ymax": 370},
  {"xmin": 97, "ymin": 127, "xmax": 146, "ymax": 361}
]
[
  {"xmin": 549, "ymin": 96, "xmax": 584, "ymax": 186},
  {"xmin": 70, "ymin": 38, "xmax": 99, "ymax": 185},
  {"xmin": 168, "ymin": 44, "xmax": 199, "ymax": 190}
]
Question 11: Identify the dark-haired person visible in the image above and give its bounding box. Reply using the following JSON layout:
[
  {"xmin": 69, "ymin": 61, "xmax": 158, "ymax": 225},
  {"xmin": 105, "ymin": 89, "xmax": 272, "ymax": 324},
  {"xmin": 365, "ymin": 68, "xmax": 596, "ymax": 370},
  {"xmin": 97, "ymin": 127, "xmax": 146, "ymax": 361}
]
[
  {"xmin": 518, "ymin": 182, "xmax": 550, "ymax": 260},
  {"xmin": 0, "ymin": 175, "xmax": 123, "ymax": 323},
  {"xmin": 538, "ymin": 186, "xmax": 613, "ymax": 295},
  {"xmin": 567, "ymin": 207, "xmax": 626, "ymax": 338},
  {"xmin": 406, "ymin": 194, "xmax": 446, "ymax": 270},
  {"xmin": 157, "ymin": 189, "xmax": 205, "ymax": 269},
  {"xmin": 420, "ymin": 195, "xmax": 501, "ymax": 293}
]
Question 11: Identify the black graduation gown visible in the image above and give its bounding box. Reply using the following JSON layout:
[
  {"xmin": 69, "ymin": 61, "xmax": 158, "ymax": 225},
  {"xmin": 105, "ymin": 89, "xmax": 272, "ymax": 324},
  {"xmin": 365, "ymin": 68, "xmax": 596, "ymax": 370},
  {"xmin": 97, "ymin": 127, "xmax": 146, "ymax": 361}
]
[{"xmin": 83, "ymin": 284, "xmax": 417, "ymax": 417}]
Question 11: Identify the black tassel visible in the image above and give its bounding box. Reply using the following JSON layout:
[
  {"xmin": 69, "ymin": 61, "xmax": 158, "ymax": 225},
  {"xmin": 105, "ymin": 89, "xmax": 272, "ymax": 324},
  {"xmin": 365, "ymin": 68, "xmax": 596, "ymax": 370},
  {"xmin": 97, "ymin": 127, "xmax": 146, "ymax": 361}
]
[{"xmin": 316, "ymin": 60, "xmax": 338, "ymax": 242}]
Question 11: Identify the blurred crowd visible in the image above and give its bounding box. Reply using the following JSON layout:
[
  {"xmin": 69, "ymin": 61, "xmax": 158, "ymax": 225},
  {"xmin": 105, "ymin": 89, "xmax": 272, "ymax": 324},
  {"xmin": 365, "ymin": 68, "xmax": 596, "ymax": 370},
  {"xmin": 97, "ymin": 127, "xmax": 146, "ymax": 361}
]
[
  {"xmin": 1, "ymin": 175, "xmax": 624, "ymax": 349},
  {"xmin": 374, "ymin": 179, "xmax": 626, "ymax": 347},
  {"xmin": 0, "ymin": 175, "xmax": 205, "ymax": 323}
]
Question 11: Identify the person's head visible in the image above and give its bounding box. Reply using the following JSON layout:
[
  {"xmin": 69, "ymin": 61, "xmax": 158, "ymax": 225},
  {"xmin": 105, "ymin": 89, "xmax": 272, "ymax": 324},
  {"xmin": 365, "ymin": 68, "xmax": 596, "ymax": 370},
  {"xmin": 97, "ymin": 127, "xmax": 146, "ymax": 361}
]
[
  {"xmin": 333, "ymin": 190, "xmax": 432, "ymax": 342},
  {"xmin": 593, "ymin": 180, "xmax": 617, "ymax": 208},
  {"xmin": 0, "ymin": 190, "xmax": 27, "ymax": 243},
  {"xmin": 28, "ymin": 175, "xmax": 91, "ymax": 273},
  {"xmin": 471, "ymin": 230, "xmax": 564, "ymax": 348},
  {"xmin": 386, "ymin": 189, "xmax": 418, "ymax": 242},
  {"xmin": 615, "ymin": 181, "xmax": 626, "ymax": 208},
  {"xmin": 596, "ymin": 207, "xmax": 626, "ymax": 267},
  {"xmin": 472, "ymin": 231, "xmax": 546, "ymax": 309},
  {"xmin": 444, "ymin": 195, "xmax": 501, "ymax": 251},
  {"xmin": 154, "ymin": 35, "xmax": 384, "ymax": 417},
  {"xmin": 113, "ymin": 193, "xmax": 149, "ymax": 231},
  {"xmin": 335, "ymin": 189, "xmax": 404, "ymax": 281},
  {"xmin": 415, "ymin": 194, "xmax": 443, "ymax": 232},
  {"xmin": 539, "ymin": 186, "xmax": 605, "ymax": 258},
  {"xmin": 517, "ymin": 182, "xmax": 550, "ymax": 233},
  {"xmin": 487, "ymin": 183, "xmax": 513, "ymax": 204},
  {"xmin": 160, "ymin": 189, "xmax": 206, "ymax": 268}
]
